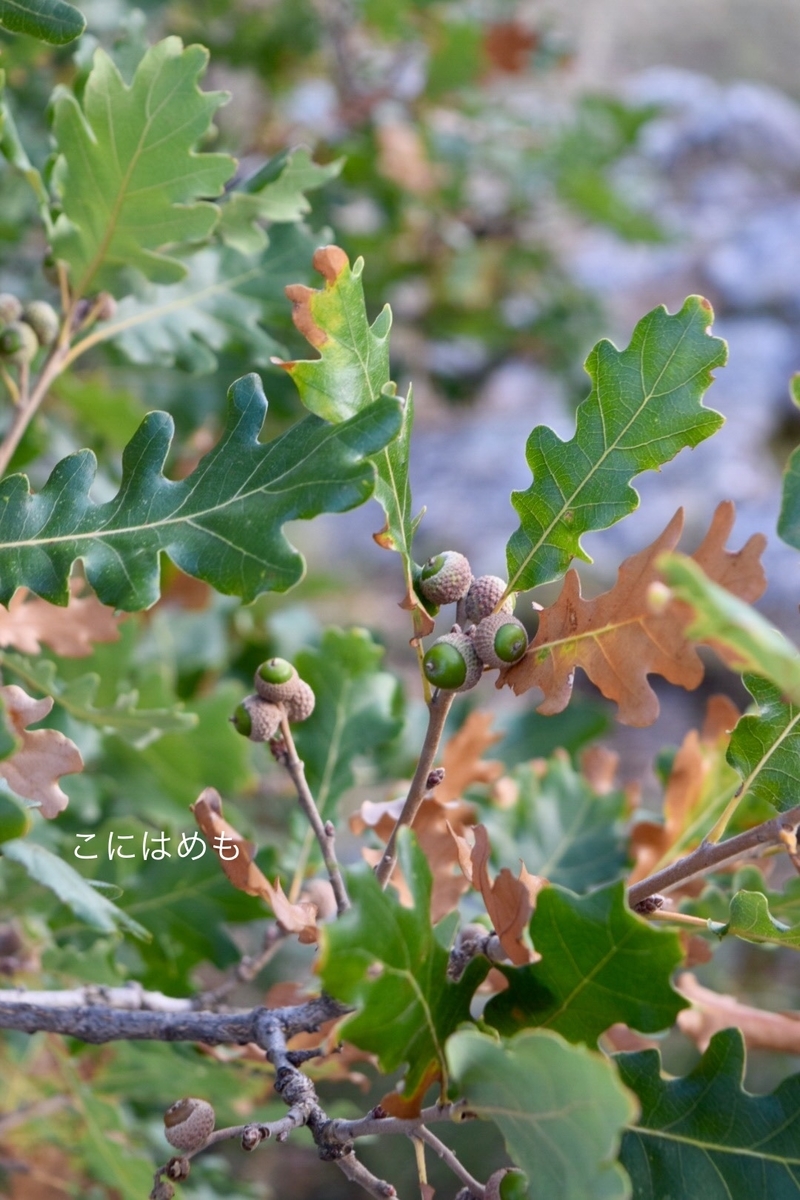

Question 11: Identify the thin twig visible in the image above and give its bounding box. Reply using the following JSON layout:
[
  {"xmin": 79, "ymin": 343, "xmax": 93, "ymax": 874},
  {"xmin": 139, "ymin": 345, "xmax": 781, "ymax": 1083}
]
[
  {"xmin": 273, "ymin": 714, "xmax": 350, "ymax": 915},
  {"xmin": 336, "ymin": 1150, "xmax": 398, "ymax": 1198},
  {"xmin": 627, "ymin": 804, "xmax": 800, "ymax": 908},
  {"xmin": 0, "ymin": 1096, "xmax": 69, "ymax": 1136},
  {"xmin": 329, "ymin": 1102, "xmax": 472, "ymax": 1141},
  {"xmin": 198, "ymin": 923, "xmax": 286, "ymax": 1005},
  {"xmin": 417, "ymin": 1126, "xmax": 486, "ymax": 1198},
  {"xmin": 375, "ymin": 688, "xmax": 454, "ymax": 888},
  {"xmin": 0, "ymin": 344, "xmax": 69, "ymax": 477}
]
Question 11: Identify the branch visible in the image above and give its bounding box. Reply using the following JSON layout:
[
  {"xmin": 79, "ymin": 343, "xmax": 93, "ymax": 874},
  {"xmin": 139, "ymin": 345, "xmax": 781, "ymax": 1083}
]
[
  {"xmin": 627, "ymin": 804, "xmax": 800, "ymax": 908},
  {"xmin": 375, "ymin": 688, "xmax": 454, "ymax": 888},
  {"xmin": 272, "ymin": 714, "xmax": 350, "ymax": 915},
  {"xmin": 0, "ymin": 344, "xmax": 70, "ymax": 477},
  {"xmin": 417, "ymin": 1127, "xmax": 486, "ymax": 1199}
]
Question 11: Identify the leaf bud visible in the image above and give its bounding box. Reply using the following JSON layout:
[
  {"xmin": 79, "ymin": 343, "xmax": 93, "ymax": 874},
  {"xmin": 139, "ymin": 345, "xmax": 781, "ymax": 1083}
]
[
  {"xmin": 231, "ymin": 695, "xmax": 282, "ymax": 742},
  {"xmin": 22, "ymin": 300, "xmax": 59, "ymax": 346},
  {"xmin": 419, "ymin": 551, "xmax": 472, "ymax": 605},
  {"xmin": 423, "ymin": 631, "xmax": 482, "ymax": 692},
  {"xmin": 163, "ymin": 1097, "xmax": 215, "ymax": 1153},
  {"xmin": 473, "ymin": 612, "xmax": 528, "ymax": 669},
  {"xmin": 463, "ymin": 575, "xmax": 515, "ymax": 623},
  {"xmin": 0, "ymin": 320, "xmax": 39, "ymax": 365},
  {"xmin": 0, "ymin": 293, "xmax": 22, "ymax": 323}
]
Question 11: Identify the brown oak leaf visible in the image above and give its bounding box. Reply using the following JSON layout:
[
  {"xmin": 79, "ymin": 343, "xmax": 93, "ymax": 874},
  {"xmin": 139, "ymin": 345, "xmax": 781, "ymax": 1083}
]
[
  {"xmin": 629, "ymin": 694, "xmax": 740, "ymax": 885},
  {"xmin": 500, "ymin": 502, "xmax": 766, "ymax": 726},
  {"xmin": 437, "ymin": 710, "xmax": 504, "ymax": 804},
  {"xmin": 451, "ymin": 823, "xmax": 546, "ymax": 965},
  {"xmin": 0, "ymin": 579, "xmax": 120, "ymax": 658},
  {"xmin": 0, "ymin": 685, "xmax": 83, "ymax": 817},
  {"xmin": 191, "ymin": 788, "xmax": 318, "ymax": 943},
  {"xmin": 677, "ymin": 972, "xmax": 800, "ymax": 1053}
]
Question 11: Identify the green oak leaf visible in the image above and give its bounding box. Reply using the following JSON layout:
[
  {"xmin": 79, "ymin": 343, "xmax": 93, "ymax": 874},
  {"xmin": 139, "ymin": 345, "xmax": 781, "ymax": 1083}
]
[
  {"xmin": 726, "ymin": 674, "xmax": 800, "ymax": 814},
  {"xmin": 711, "ymin": 889, "xmax": 800, "ymax": 950},
  {"xmin": 0, "ymin": 0, "xmax": 84, "ymax": 45},
  {"xmin": 50, "ymin": 37, "xmax": 236, "ymax": 297},
  {"xmin": 319, "ymin": 828, "xmax": 488, "ymax": 1103},
  {"xmin": 447, "ymin": 1028, "xmax": 635, "ymax": 1200},
  {"xmin": 0, "ymin": 70, "xmax": 53, "ymax": 232},
  {"xmin": 660, "ymin": 554, "xmax": 800, "ymax": 705},
  {"xmin": 111, "ymin": 224, "xmax": 324, "ymax": 373},
  {"xmin": 483, "ymin": 751, "xmax": 628, "ymax": 893},
  {"xmin": 1, "ymin": 839, "xmax": 149, "ymax": 939},
  {"xmin": 778, "ymin": 373, "xmax": 800, "ymax": 553},
  {"xmin": 293, "ymin": 627, "xmax": 403, "ymax": 816},
  {"xmin": 506, "ymin": 296, "xmax": 726, "ymax": 594},
  {"xmin": 485, "ymin": 881, "xmax": 687, "ymax": 1045},
  {"xmin": 618, "ymin": 1028, "xmax": 800, "ymax": 1198},
  {"xmin": 0, "ymin": 652, "xmax": 196, "ymax": 748},
  {"xmin": 219, "ymin": 148, "xmax": 344, "ymax": 254},
  {"xmin": 279, "ymin": 247, "xmax": 423, "ymax": 616},
  {"xmin": 0, "ymin": 372, "xmax": 401, "ymax": 611}
]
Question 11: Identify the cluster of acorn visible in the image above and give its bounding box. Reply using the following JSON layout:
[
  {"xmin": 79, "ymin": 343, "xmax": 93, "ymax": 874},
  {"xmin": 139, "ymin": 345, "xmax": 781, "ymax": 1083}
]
[
  {"xmin": 230, "ymin": 657, "xmax": 315, "ymax": 742},
  {"xmin": 0, "ymin": 294, "xmax": 59, "ymax": 364},
  {"xmin": 418, "ymin": 551, "xmax": 528, "ymax": 692}
]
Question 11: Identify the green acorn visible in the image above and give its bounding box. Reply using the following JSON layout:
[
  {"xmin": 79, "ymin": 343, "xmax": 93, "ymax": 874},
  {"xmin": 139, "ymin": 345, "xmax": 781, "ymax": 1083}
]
[
  {"xmin": 22, "ymin": 300, "xmax": 59, "ymax": 347},
  {"xmin": 254, "ymin": 658, "xmax": 315, "ymax": 722},
  {"xmin": 423, "ymin": 630, "xmax": 482, "ymax": 692},
  {"xmin": 230, "ymin": 694, "xmax": 282, "ymax": 742},
  {"xmin": 0, "ymin": 321, "xmax": 39, "ymax": 365},
  {"xmin": 473, "ymin": 612, "xmax": 528, "ymax": 668},
  {"xmin": 418, "ymin": 551, "xmax": 472, "ymax": 606},
  {"xmin": 463, "ymin": 574, "xmax": 515, "ymax": 623},
  {"xmin": 0, "ymin": 294, "xmax": 22, "ymax": 324}
]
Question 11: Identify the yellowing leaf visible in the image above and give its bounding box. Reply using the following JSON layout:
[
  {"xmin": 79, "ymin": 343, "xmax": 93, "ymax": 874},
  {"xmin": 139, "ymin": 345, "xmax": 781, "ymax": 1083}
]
[
  {"xmin": 502, "ymin": 502, "xmax": 765, "ymax": 726},
  {"xmin": 0, "ymin": 685, "xmax": 82, "ymax": 817},
  {"xmin": 0, "ymin": 580, "xmax": 121, "ymax": 658},
  {"xmin": 191, "ymin": 787, "xmax": 318, "ymax": 942}
]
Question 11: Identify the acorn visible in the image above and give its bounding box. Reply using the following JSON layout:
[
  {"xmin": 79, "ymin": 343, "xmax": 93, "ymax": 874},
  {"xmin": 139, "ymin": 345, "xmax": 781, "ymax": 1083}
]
[
  {"xmin": 95, "ymin": 292, "xmax": 117, "ymax": 322},
  {"xmin": 21, "ymin": 300, "xmax": 59, "ymax": 347},
  {"xmin": 423, "ymin": 630, "xmax": 482, "ymax": 692},
  {"xmin": 418, "ymin": 551, "xmax": 472, "ymax": 606},
  {"xmin": 0, "ymin": 293, "xmax": 22, "ymax": 323},
  {"xmin": 0, "ymin": 321, "xmax": 39, "ymax": 365},
  {"xmin": 230, "ymin": 695, "xmax": 282, "ymax": 742},
  {"xmin": 473, "ymin": 613, "xmax": 528, "ymax": 669},
  {"xmin": 463, "ymin": 575, "xmax": 515, "ymax": 623},
  {"xmin": 163, "ymin": 1097, "xmax": 215, "ymax": 1152},
  {"xmin": 254, "ymin": 658, "xmax": 315, "ymax": 722}
]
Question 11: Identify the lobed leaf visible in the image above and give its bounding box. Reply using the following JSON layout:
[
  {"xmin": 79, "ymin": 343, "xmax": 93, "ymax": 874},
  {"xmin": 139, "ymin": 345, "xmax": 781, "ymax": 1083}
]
[
  {"xmin": 503, "ymin": 502, "xmax": 765, "ymax": 726},
  {"xmin": 506, "ymin": 296, "xmax": 726, "ymax": 594},
  {"xmin": 219, "ymin": 148, "xmax": 343, "ymax": 254},
  {"xmin": 447, "ymin": 1028, "xmax": 635, "ymax": 1200},
  {"xmin": 0, "ymin": 0, "xmax": 85, "ymax": 45},
  {"xmin": 711, "ymin": 890, "xmax": 800, "ymax": 950},
  {"xmin": 777, "ymin": 372, "xmax": 800, "ymax": 553},
  {"xmin": 0, "ymin": 372, "xmax": 402, "ymax": 611},
  {"xmin": 0, "ymin": 684, "xmax": 82, "ymax": 816},
  {"xmin": 726, "ymin": 675, "xmax": 800, "ymax": 814},
  {"xmin": 51, "ymin": 37, "xmax": 236, "ymax": 296},
  {"xmin": 319, "ymin": 828, "xmax": 488, "ymax": 1110},
  {"xmin": 485, "ymin": 881, "xmax": 687, "ymax": 1045},
  {"xmin": 618, "ymin": 1028, "xmax": 800, "ymax": 1199}
]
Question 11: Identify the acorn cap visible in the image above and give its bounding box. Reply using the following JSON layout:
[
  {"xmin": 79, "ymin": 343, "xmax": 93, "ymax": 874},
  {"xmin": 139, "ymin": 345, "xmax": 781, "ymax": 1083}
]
[
  {"xmin": 254, "ymin": 657, "xmax": 298, "ymax": 701},
  {"xmin": 423, "ymin": 631, "xmax": 482, "ymax": 692},
  {"xmin": 473, "ymin": 613, "xmax": 528, "ymax": 669},
  {"xmin": 231, "ymin": 695, "xmax": 282, "ymax": 742},
  {"xmin": 22, "ymin": 300, "xmax": 59, "ymax": 346},
  {"xmin": 281, "ymin": 677, "xmax": 315, "ymax": 723},
  {"xmin": 0, "ymin": 320, "xmax": 39, "ymax": 365},
  {"xmin": 463, "ymin": 575, "xmax": 515, "ymax": 623},
  {"xmin": 0, "ymin": 294, "xmax": 22, "ymax": 324},
  {"xmin": 164, "ymin": 1097, "xmax": 215, "ymax": 1152},
  {"xmin": 419, "ymin": 551, "xmax": 473, "ymax": 606}
]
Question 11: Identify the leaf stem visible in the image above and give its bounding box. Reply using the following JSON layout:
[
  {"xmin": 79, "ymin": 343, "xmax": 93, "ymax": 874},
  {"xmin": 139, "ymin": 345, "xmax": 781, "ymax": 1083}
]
[
  {"xmin": 375, "ymin": 688, "xmax": 454, "ymax": 888},
  {"xmin": 416, "ymin": 1126, "xmax": 486, "ymax": 1198},
  {"xmin": 274, "ymin": 713, "xmax": 350, "ymax": 915},
  {"xmin": 627, "ymin": 804, "xmax": 800, "ymax": 908}
]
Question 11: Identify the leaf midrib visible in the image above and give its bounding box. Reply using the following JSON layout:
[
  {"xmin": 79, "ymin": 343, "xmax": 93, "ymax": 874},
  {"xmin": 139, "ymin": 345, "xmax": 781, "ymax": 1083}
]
[{"xmin": 626, "ymin": 1123, "xmax": 800, "ymax": 1167}]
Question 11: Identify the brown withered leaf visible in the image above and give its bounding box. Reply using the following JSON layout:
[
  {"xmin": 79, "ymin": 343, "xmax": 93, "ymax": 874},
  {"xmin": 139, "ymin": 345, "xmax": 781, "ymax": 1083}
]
[
  {"xmin": 580, "ymin": 745, "xmax": 620, "ymax": 794},
  {"xmin": 191, "ymin": 788, "xmax": 318, "ymax": 943},
  {"xmin": 629, "ymin": 694, "xmax": 740, "ymax": 885},
  {"xmin": 451, "ymin": 824, "xmax": 546, "ymax": 965},
  {"xmin": 437, "ymin": 710, "xmax": 504, "ymax": 804},
  {"xmin": 375, "ymin": 121, "xmax": 440, "ymax": 195},
  {"xmin": 0, "ymin": 686, "xmax": 83, "ymax": 817},
  {"xmin": 485, "ymin": 21, "xmax": 538, "ymax": 72},
  {"xmin": 677, "ymin": 972, "xmax": 800, "ymax": 1054},
  {"xmin": 501, "ymin": 502, "xmax": 766, "ymax": 726},
  {"xmin": 0, "ymin": 579, "xmax": 120, "ymax": 658}
]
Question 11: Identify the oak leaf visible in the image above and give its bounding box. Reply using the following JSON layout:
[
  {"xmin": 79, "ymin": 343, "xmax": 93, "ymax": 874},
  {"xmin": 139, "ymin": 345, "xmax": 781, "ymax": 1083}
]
[
  {"xmin": 677, "ymin": 972, "xmax": 800, "ymax": 1054},
  {"xmin": 629, "ymin": 694, "xmax": 740, "ymax": 885},
  {"xmin": 501, "ymin": 502, "xmax": 765, "ymax": 726},
  {"xmin": 0, "ymin": 685, "xmax": 83, "ymax": 817},
  {"xmin": 191, "ymin": 787, "xmax": 318, "ymax": 943},
  {"xmin": 451, "ymin": 824, "xmax": 547, "ymax": 965},
  {"xmin": 437, "ymin": 710, "xmax": 505, "ymax": 803},
  {"xmin": 0, "ymin": 580, "xmax": 121, "ymax": 658}
]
